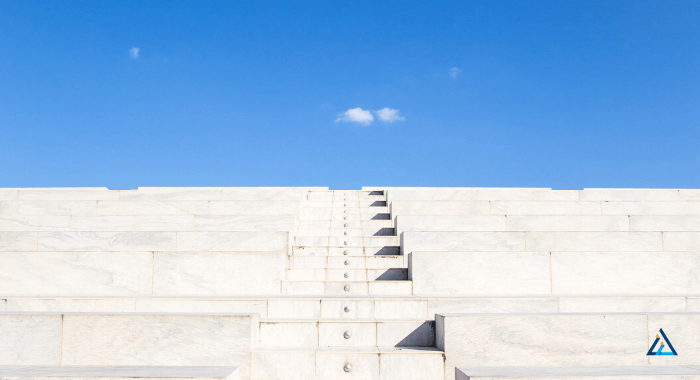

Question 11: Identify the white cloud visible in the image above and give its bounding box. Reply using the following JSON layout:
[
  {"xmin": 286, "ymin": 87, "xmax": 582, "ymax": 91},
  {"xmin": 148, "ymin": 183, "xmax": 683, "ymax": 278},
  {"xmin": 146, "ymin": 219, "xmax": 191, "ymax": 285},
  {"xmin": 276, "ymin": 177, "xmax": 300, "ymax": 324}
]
[
  {"xmin": 129, "ymin": 47, "xmax": 140, "ymax": 59},
  {"xmin": 449, "ymin": 67, "xmax": 461, "ymax": 79},
  {"xmin": 335, "ymin": 108, "xmax": 374, "ymax": 126},
  {"xmin": 375, "ymin": 108, "xmax": 405, "ymax": 123}
]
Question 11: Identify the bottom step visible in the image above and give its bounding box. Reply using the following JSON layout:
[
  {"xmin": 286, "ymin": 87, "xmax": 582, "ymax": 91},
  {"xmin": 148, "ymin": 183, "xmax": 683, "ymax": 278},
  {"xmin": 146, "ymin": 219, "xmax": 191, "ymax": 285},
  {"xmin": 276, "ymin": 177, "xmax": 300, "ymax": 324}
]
[
  {"xmin": 282, "ymin": 281, "xmax": 412, "ymax": 295},
  {"xmin": 456, "ymin": 366, "xmax": 700, "ymax": 379},
  {"xmin": 0, "ymin": 366, "xmax": 240, "ymax": 380},
  {"xmin": 253, "ymin": 346, "xmax": 444, "ymax": 380}
]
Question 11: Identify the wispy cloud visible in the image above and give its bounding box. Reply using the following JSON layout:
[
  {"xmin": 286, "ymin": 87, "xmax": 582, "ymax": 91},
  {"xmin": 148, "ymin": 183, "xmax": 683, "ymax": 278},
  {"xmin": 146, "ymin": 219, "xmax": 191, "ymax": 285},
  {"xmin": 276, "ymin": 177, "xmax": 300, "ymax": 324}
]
[
  {"xmin": 449, "ymin": 67, "xmax": 461, "ymax": 79},
  {"xmin": 129, "ymin": 47, "xmax": 140, "ymax": 59},
  {"xmin": 335, "ymin": 108, "xmax": 374, "ymax": 126},
  {"xmin": 375, "ymin": 108, "xmax": 405, "ymax": 123}
]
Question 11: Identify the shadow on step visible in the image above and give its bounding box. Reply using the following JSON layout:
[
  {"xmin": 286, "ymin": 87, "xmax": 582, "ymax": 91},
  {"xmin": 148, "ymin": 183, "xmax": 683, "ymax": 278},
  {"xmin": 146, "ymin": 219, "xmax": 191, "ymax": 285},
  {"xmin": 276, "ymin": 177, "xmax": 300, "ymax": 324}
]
[
  {"xmin": 374, "ymin": 268, "xmax": 408, "ymax": 281},
  {"xmin": 372, "ymin": 228, "xmax": 396, "ymax": 236},
  {"xmin": 372, "ymin": 246, "xmax": 400, "ymax": 255},
  {"xmin": 369, "ymin": 200, "xmax": 387, "ymax": 206},
  {"xmin": 395, "ymin": 321, "xmax": 436, "ymax": 347},
  {"xmin": 369, "ymin": 213, "xmax": 391, "ymax": 220},
  {"xmin": 368, "ymin": 191, "xmax": 384, "ymax": 195}
]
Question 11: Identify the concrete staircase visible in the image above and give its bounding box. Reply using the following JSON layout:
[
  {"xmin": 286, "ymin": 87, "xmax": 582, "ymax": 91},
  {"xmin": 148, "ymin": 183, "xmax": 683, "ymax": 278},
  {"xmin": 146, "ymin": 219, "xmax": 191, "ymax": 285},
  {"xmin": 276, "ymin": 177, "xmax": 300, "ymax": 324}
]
[{"xmin": 253, "ymin": 190, "xmax": 444, "ymax": 380}]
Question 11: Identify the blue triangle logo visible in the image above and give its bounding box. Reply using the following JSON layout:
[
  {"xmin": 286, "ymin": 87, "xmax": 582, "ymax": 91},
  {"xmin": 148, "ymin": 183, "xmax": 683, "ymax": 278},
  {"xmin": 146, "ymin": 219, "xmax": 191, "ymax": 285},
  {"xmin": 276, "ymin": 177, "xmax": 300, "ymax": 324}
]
[{"xmin": 646, "ymin": 329, "xmax": 678, "ymax": 356}]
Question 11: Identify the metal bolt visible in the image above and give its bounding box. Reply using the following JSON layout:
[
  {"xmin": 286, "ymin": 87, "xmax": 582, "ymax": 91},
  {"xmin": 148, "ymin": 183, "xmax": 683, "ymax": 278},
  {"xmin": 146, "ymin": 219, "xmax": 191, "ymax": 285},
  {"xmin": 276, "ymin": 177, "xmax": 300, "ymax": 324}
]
[
  {"xmin": 344, "ymin": 204, "xmax": 346, "ymax": 206},
  {"xmin": 344, "ymin": 364, "xmax": 352, "ymax": 372},
  {"xmin": 344, "ymin": 210, "xmax": 348, "ymax": 213},
  {"xmin": 344, "ymin": 260, "xmax": 350, "ymax": 265},
  {"xmin": 344, "ymin": 331, "xmax": 352, "ymax": 339},
  {"xmin": 344, "ymin": 241, "xmax": 347, "ymax": 245},
  {"xmin": 344, "ymin": 224, "xmax": 348, "ymax": 227},
  {"xmin": 344, "ymin": 285, "xmax": 350, "ymax": 291},
  {"xmin": 344, "ymin": 231, "xmax": 348, "ymax": 235},
  {"xmin": 344, "ymin": 306, "xmax": 350, "ymax": 313},
  {"xmin": 344, "ymin": 273, "xmax": 349, "ymax": 278},
  {"xmin": 343, "ymin": 250, "xmax": 348, "ymax": 255},
  {"xmin": 343, "ymin": 217, "xmax": 347, "ymax": 220}
]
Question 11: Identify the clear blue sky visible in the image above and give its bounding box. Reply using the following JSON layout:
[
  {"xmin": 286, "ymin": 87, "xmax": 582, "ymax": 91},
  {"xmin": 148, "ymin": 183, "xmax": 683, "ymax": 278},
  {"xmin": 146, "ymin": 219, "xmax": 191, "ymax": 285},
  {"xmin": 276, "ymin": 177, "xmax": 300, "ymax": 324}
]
[{"xmin": 1, "ymin": 1, "xmax": 698, "ymax": 189}]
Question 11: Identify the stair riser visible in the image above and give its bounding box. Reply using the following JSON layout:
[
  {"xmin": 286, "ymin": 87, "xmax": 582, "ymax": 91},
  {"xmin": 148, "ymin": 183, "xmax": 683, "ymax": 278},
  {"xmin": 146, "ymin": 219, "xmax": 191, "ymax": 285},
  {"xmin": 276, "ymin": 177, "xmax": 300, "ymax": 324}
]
[
  {"xmin": 297, "ymin": 228, "xmax": 396, "ymax": 236},
  {"xmin": 286, "ymin": 269, "xmax": 408, "ymax": 281},
  {"xmin": 259, "ymin": 321, "xmax": 435, "ymax": 347},
  {"xmin": 288, "ymin": 256, "xmax": 406, "ymax": 269},
  {"xmin": 299, "ymin": 213, "xmax": 391, "ymax": 221},
  {"xmin": 282, "ymin": 281, "xmax": 412, "ymax": 296},
  {"xmin": 298, "ymin": 220, "xmax": 393, "ymax": 228},
  {"xmin": 291, "ymin": 246, "xmax": 400, "ymax": 256},
  {"xmin": 294, "ymin": 237, "xmax": 399, "ymax": 246}
]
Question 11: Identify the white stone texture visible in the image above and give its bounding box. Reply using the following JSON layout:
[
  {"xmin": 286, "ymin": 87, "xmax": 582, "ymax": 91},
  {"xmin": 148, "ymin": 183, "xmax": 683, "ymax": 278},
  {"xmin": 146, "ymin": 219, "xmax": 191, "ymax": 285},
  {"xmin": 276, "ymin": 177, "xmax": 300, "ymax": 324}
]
[
  {"xmin": 153, "ymin": 251, "xmax": 283, "ymax": 295},
  {"xmin": 402, "ymin": 232, "xmax": 525, "ymax": 253},
  {"xmin": 268, "ymin": 299, "xmax": 320, "ymax": 319},
  {"xmin": 97, "ymin": 201, "xmax": 208, "ymax": 215},
  {"xmin": 38, "ymin": 232, "xmax": 176, "ymax": 251},
  {"xmin": 477, "ymin": 189, "xmax": 579, "ymax": 201},
  {"xmin": 506, "ymin": 216, "xmax": 628, "ymax": 232},
  {"xmin": 630, "ymin": 216, "xmax": 700, "ymax": 231},
  {"xmin": 0, "ymin": 189, "xmax": 18, "ymax": 201},
  {"xmin": 391, "ymin": 201, "xmax": 489, "ymax": 216},
  {"xmin": 386, "ymin": 188, "xmax": 478, "ymax": 202},
  {"xmin": 410, "ymin": 252, "xmax": 551, "ymax": 296},
  {"xmin": 557, "ymin": 297, "xmax": 687, "ymax": 313},
  {"xmin": 209, "ymin": 201, "xmax": 300, "ymax": 215},
  {"xmin": 260, "ymin": 321, "xmax": 318, "ymax": 347},
  {"xmin": 0, "ymin": 232, "xmax": 37, "ymax": 251},
  {"xmin": 552, "ymin": 251, "xmax": 700, "ymax": 295},
  {"xmin": 525, "ymin": 232, "xmax": 662, "ymax": 251},
  {"xmin": 490, "ymin": 201, "xmax": 601, "ymax": 215},
  {"xmin": 376, "ymin": 320, "xmax": 434, "ymax": 346},
  {"xmin": 195, "ymin": 215, "xmax": 295, "ymax": 231},
  {"xmin": 251, "ymin": 349, "xmax": 315, "ymax": 380},
  {"xmin": 319, "ymin": 322, "xmax": 376, "ymax": 347},
  {"xmin": 663, "ymin": 232, "xmax": 700, "ymax": 251},
  {"xmin": 374, "ymin": 300, "xmax": 428, "ymax": 319},
  {"xmin": 136, "ymin": 299, "xmax": 267, "ymax": 316},
  {"xmin": 5, "ymin": 298, "xmax": 136, "ymax": 313},
  {"xmin": 71, "ymin": 216, "xmax": 195, "ymax": 231},
  {"xmin": 0, "ymin": 313, "xmax": 62, "ymax": 364},
  {"xmin": 580, "ymin": 189, "xmax": 679, "ymax": 201},
  {"xmin": 0, "ymin": 251, "xmax": 153, "ymax": 295},
  {"xmin": 379, "ymin": 348, "xmax": 444, "ymax": 380},
  {"xmin": 18, "ymin": 190, "xmax": 119, "ymax": 201},
  {"xmin": 0, "ymin": 201, "xmax": 97, "ymax": 215},
  {"xmin": 456, "ymin": 366, "xmax": 700, "ymax": 379},
  {"xmin": 396, "ymin": 215, "xmax": 506, "ymax": 235},
  {"xmin": 0, "ymin": 366, "xmax": 241, "ymax": 380},
  {"xmin": 176, "ymin": 232, "xmax": 287, "ymax": 251},
  {"xmin": 119, "ymin": 189, "xmax": 221, "ymax": 201},
  {"xmin": 602, "ymin": 201, "xmax": 700, "ymax": 215},
  {"xmin": 428, "ymin": 298, "xmax": 558, "ymax": 316},
  {"xmin": 680, "ymin": 190, "xmax": 700, "ymax": 201}
]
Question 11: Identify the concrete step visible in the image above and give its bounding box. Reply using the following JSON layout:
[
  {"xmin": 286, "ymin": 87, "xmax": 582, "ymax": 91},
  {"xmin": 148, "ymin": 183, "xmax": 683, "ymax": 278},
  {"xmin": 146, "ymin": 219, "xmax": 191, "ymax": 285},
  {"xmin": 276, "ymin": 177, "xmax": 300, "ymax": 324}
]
[
  {"xmin": 299, "ymin": 213, "xmax": 391, "ymax": 221},
  {"xmin": 456, "ymin": 366, "xmax": 700, "ymax": 380},
  {"xmin": 281, "ymin": 281, "xmax": 412, "ymax": 296},
  {"xmin": 288, "ymin": 255, "xmax": 406, "ymax": 269},
  {"xmin": 302, "ymin": 207, "xmax": 389, "ymax": 214},
  {"xmin": 251, "ymin": 346, "xmax": 444, "ymax": 380},
  {"xmin": 291, "ymin": 246, "xmax": 401, "ymax": 256},
  {"xmin": 259, "ymin": 319, "xmax": 435, "ymax": 347},
  {"xmin": 297, "ymin": 227, "xmax": 396, "ymax": 236},
  {"xmin": 285, "ymin": 268, "xmax": 408, "ymax": 281},
  {"xmin": 303, "ymin": 200, "xmax": 388, "ymax": 207},
  {"xmin": 0, "ymin": 366, "xmax": 241, "ymax": 380},
  {"xmin": 294, "ymin": 236, "xmax": 399, "ymax": 247},
  {"xmin": 298, "ymin": 220, "xmax": 393, "ymax": 228}
]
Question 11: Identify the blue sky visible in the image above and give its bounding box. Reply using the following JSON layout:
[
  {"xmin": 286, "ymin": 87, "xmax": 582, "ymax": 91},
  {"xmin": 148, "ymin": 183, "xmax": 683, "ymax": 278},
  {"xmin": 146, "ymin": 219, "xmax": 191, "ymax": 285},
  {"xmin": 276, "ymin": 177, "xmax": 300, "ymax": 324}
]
[{"xmin": 1, "ymin": 1, "xmax": 698, "ymax": 189}]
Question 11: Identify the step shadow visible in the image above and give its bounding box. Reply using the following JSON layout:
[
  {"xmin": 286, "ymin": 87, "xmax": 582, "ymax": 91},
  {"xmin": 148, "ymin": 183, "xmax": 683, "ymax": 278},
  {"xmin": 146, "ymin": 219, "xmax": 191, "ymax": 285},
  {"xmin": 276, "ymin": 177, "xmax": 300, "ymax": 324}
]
[{"xmin": 394, "ymin": 321, "xmax": 435, "ymax": 347}]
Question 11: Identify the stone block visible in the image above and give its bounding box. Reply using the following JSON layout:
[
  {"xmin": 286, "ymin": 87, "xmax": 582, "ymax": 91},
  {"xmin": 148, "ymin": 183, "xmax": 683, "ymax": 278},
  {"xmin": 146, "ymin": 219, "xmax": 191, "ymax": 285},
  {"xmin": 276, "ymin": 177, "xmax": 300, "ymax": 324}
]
[
  {"xmin": 490, "ymin": 201, "xmax": 601, "ymax": 215},
  {"xmin": 386, "ymin": 188, "xmax": 478, "ymax": 202},
  {"xmin": 0, "ymin": 251, "xmax": 152, "ymax": 295},
  {"xmin": 97, "ymin": 201, "xmax": 208, "ymax": 215},
  {"xmin": 251, "ymin": 349, "xmax": 316, "ymax": 380},
  {"xmin": 315, "ymin": 349, "xmax": 379, "ymax": 380},
  {"xmin": 0, "ymin": 189, "xmax": 18, "ymax": 200},
  {"xmin": 0, "ymin": 313, "xmax": 62, "ymax": 364},
  {"xmin": 477, "ymin": 189, "xmax": 579, "ymax": 201},
  {"xmin": 0, "ymin": 232, "xmax": 37, "ymax": 251},
  {"xmin": 410, "ymin": 252, "xmax": 551, "ymax": 296},
  {"xmin": 0, "ymin": 201, "xmax": 97, "ymax": 215},
  {"xmin": 602, "ymin": 201, "xmax": 700, "ymax": 215},
  {"xmin": 558, "ymin": 297, "xmax": 687, "ymax": 313},
  {"xmin": 260, "ymin": 321, "xmax": 318, "ymax": 347},
  {"xmin": 390, "ymin": 201, "xmax": 489, "ymax": 216},
  {"xmin": 319, "ymin": 322, "xmax": 376, "ymax": 347},
  {"xmin": 579, "ymin": 189, "xmax": 679, "ymax": 201},
  {"xmin": 136, "ymin": 299, "xmax": 267, "ymax": 316},
  {"xmin": 38, "ymin": 232, "xmax": 176, "ymax": 251},
  {"xmin": 195, "ymin": 215, "xmax": 296, "ymax": 231},
  {"xmin": 427, "ymin": 298, "xmax": 558, "ymax": 316},
  {"xmin": 374, "ymin": 300, "xmax": 428, "ymax": 319},
  {"xmin": 176, "ymin": 232, "xmax": 287, "ymax": 251},
  {"xmin": 680, "ymin": 190, "xmax": 700, "ymax": 201},
  {"xmin": 552, "ymin": 251, "xmax": 700, "ymax": 295},
  {"xmin": 222, "ymin": 187, "xmax": 318, "ymax": 200},
  {"xmin": 0, "ymin": 366, "xmax": 242, "ymax": 380},
  {"xmin": 0, "ymin": 216, "xmax": 71, "ymax": 231},
  {"xmin": 455, "ymin": 366, "xmax": 700, "ymax": 380},
  {"xmin": 507, "ymin": 216, "xmax": 628, "ymax": 231},
  {"xmin": 378, "ymin": 348, "xmax": 444, "ymax": 380},
  {"xmin": 18, "ymin": 189, "xmax": 119, "ymax": 201},
  {"xmin": 61, "ymin": 313, "xmax": 258, "ymax": 379},
  {"xmin": 630, "ymin": 216, "xmax": 700, "ymax": 231},
  {"xmin": 402, "ymin": 232, "xmax": 525, "ymax": 253},
  {"xmin": 368, "ymin": 281, "xmax": 412, "ymax": 295},
  {"xmin": 119, "ymin": 189, "xmax": 222, "ymax": 201},
  {"xmin": 396, "ymin": 216, "xmax": 506, "ymax": 235},
  {"xmin": 209, "ymin": 201, "xmax": 300, "ymax": 215},
  {"xmin": 321, "ymin": 300, "xmax": 374, "ymax": 319},
  {"xmin": 154, "ymin": 251, "xmax": 283, "ymax": 295},
  {"xmin": 268, "ymin": 299, "xmax": 320, "ymax": 319},
  {"xmin": 663, "ymin": 232, "xmax": 700, "ymax": 251},
  {"xmin": 525, "ymin": 232, "xmax": 662, "ymax": 251},
  {"xmin": 5, "ymin": 298, "xmax": 136, "ymax": 313},
  {"xmin": 71, "ymin": 216, "xmax": 195, "ymax": 231}
]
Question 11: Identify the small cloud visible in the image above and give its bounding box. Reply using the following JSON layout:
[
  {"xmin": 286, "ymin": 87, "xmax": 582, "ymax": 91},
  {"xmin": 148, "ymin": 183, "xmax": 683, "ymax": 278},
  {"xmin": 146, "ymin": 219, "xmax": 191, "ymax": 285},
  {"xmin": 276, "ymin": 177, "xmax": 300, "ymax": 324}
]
[
  {"xmin": 449, "ymin": 67, "xmax": 461, "ymax": 79},
  {"xmin": 375, "ymin": 108, "xmax": 405, "ymax": 123},
  {"xmin": 129, "ymin": 47, "xmax": 140, "ymax": 59},
  {"xmin": 335, "ymin": 107, "xmax": 374, "ymax": 126}
]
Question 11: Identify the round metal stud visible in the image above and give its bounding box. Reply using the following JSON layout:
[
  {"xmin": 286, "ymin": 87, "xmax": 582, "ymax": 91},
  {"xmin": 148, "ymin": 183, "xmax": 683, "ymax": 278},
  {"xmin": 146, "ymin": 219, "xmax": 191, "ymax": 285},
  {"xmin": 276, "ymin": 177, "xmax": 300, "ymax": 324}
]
[
  {"xmin": 344, "ymin": 331, "xmax": 352, "ymax": 339},
  {"xmin": 343, "ymin": 250, "xmax": 348, "ymax": 255},
  {"xmin": 343, "ymin": 364, "xmax": 352, "ymax": 372},
  {"xmin": 344, "ymin": 223, "xmax": 348, "ymax": 227},
  {"xmin": 344, "ymin": 231, "xmax": 348, "ymax": 235},
  {"xmin": 344, "ymin": 273, "xmax": 349, "ymax": 278},
  {"xmin": 343, "ymin": 217, "xmax": 347, "ymax": 220},
  {"xmin": 344, "ymin": 241, "xmax": 347, "ymax": 245},
  {"xmin": 344, "ymin": 204, "xmax": 346, "ymax": 206},
  {"xmin": 344, "ymin": 285, "xmax": 350, "ymax": 291},
  {"xmin": 344, "ymin": 306, "xmax": 350, "ymax": 313},
  {"xmin": 344, "ymin": 210, "xmax": 348, "ymax": 213},
  {"xmin": 344, "ymin": 260, "xmax": 350, "ymax": 265}
]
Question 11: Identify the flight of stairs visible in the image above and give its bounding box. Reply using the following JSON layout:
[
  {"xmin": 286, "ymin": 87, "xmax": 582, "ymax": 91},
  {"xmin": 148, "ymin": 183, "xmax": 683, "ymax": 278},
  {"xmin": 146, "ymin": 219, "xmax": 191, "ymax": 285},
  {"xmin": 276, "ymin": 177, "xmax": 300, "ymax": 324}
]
[{"xmin": 251, "ymin": 190, "xmax": 444, "ymax": 380}]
